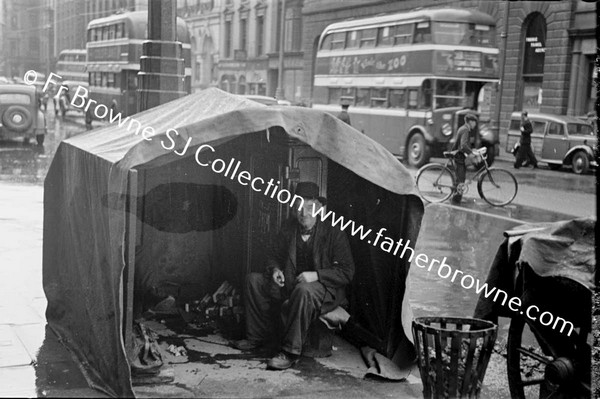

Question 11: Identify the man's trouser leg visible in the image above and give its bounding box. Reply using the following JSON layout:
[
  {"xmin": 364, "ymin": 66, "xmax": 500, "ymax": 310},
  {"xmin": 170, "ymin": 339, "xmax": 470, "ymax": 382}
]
[
  {"xmin": 452, "ymin": 158, "xmax": 466, "ymax": 203},
  {"xmin": 244, "ymin": 273, "xmax": 281, "ymax": 344},
  {"xmin": 524, "ymin": 145, "xmax": 538, "ymax": 167},
  {"xmin": 514, "ymin": 146, "xmax": 526, "ymax": 168},
  {"xmin": 281, "ymin": 282, "xmax": 330, "ymax": 355}
]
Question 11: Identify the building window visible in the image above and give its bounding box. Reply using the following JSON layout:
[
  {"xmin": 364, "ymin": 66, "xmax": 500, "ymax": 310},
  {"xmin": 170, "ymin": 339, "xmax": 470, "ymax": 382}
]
[
  {"xmin": 238, "ymin": 76, "xmax": 246, "ymax": 94},
  {"xmin": 195, "ymin": 61, "xmax": 202, "ymax": 83},
  {"xmin": 521, "ymin": 13, "xmax": 546, "ymax": 112},
  {"xmin": 256, "ymin": 14, "xmax": 264, "ymax": 56},
  {"xmin": 284, "ymin": 6, "xmax": 302, "ymax": 52},
  {"xmin": 224, "ymin": 19, "xmax": 232, "ymax": 58},
  {"xmin": 239, "ymin": 16, "xmax": 248, "ymax": 51}
]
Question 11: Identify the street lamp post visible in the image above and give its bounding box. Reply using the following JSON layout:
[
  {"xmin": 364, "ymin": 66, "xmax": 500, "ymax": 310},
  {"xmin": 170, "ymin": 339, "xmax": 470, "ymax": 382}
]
[
  {"xmin": 275, "ymin": 0, "xmax": 286, "ymax": 100},
  {"xmin": 492, "ymin": 0, "xmax": 510, "ymax": 149}
]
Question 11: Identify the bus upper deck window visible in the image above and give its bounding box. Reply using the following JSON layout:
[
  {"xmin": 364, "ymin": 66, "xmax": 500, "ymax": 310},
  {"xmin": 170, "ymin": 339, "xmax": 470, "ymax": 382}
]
[
  {"xmin": 320, "ymin": 34, "xmax": 332, "ymax": 50},
  {"xmin": 346, "ymin": 30, "xmax": 358, "ymax": 48},
  {"xmin": 393, "ymin": 24, "xmax": 412, "ymax": 45},
  {"xmin": 331, "ymin": 32, "xmax": 346, "ymax": 50},
  {"xmin": 116, "ymin": 23, "xmax": 124, "ymax": 39},
  {"xmin": 359, "ymin": 28, "xmax": 377, "ymax": 48},
  {"xmin": 378, "ymin": 26, "xmax": 392, "ymax": 46},
  {"xmin": 414, "ymin": 22, "xmax": 431, "ymax": 43}
]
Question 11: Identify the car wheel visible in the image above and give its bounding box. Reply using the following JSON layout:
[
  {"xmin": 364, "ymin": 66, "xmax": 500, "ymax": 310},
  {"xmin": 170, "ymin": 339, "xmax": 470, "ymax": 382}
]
[
  {"xmin": 2, "ymin": 105, "xmax": 33, "ymax": 132},
  {"xmin": 548, "ymin": 163, "xmax": 562, "ymax": 171},
  {"xmin": 406, "ymin": 133, "xmax": 429, "ymax": 168},
  {"xmin": 571, "ymin": 152, "xmax": 589, "ymax": 174}
]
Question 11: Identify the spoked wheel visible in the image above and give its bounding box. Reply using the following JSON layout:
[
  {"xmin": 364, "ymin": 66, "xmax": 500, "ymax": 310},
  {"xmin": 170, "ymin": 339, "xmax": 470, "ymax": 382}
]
[
  {"xmin": 477, "ymin": 168, "xmax": 518, "ymax": 206},
  {"xmin": 507, "ymin": 316, "xmax": 590, "ymax": 399},
  {"xmin": 416, "ymin": 164, "xmax": 456, "ymax": 203},
  {"xmin": 507, "ymin": 316, "xmax": 556, "ymax": 399}
]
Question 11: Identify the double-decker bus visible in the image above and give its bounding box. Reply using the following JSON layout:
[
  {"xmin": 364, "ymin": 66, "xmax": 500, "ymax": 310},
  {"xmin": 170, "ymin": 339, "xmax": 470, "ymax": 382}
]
[
  {"xmin": 313, "ymin": 8, "xmax": 500, "ymax": 167},
  {"xmin": 56, "ymin": 49, "xmax": 88, "ymax": 82},
  {"xmin": 86, "ymin": 11, "xmax": 191, "ymax": 117}
]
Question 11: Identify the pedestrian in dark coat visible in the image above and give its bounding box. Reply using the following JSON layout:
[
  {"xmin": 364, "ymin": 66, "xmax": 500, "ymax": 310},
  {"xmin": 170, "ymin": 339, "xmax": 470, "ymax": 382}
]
[
  {"xmin": 337, "ymin": 101, "xmax": 351, "ymax": 125},
  {"xmin": 232, "ymin": 181, "xmax": 355, "ymax": 370},
  {"xmin": 514, "ymin": 111, "xmax": 538, "ymax": 169}
]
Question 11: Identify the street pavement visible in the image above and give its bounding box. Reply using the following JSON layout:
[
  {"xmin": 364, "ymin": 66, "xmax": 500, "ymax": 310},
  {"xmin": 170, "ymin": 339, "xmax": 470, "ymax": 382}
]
[{"xmin": 0, "ymin": 112, "xmax": 596, "ymax": 397}]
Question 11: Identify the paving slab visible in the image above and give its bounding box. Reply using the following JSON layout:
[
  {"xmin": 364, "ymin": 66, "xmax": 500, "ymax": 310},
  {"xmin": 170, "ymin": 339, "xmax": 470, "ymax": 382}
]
[{"xmin": 0, "ymin": 325, "xmax": 34, "ymax": 368}]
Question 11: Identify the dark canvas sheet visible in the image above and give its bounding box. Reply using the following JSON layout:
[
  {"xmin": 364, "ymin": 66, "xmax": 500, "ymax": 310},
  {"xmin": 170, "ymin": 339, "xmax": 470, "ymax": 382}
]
[{"xmin": 43, "ymin": 88, "xmax": 424, "ymax": 397}]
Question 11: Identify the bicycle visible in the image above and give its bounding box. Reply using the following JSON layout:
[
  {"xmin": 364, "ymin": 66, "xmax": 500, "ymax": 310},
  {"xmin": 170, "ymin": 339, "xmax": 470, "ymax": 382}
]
[{"xmin": 415, "ymin": 147, "xmax": 518, "ymax": 206}]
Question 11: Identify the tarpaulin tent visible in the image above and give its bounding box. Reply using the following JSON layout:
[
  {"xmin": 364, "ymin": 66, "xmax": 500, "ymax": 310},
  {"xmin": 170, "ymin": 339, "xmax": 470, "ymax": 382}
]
[{"xmin": 43, "ymin": 88, "xmax": 424, "ymax": 397}]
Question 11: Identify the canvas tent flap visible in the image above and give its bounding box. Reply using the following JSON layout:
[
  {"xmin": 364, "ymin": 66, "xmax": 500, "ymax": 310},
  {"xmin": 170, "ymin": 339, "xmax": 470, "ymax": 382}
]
[{"xmin": 43, "ymin": 88, "xmax": 423, "ymax": 397}]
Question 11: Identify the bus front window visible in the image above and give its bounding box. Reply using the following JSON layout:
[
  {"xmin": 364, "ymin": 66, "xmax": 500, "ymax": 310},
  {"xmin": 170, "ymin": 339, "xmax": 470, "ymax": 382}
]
[
  {"xmin": 413, "ymin": 22, "xmax": 431, "ymax": 44},
  {"xmin": 433, "ymin": 22, "xmax": 496, "ymax": 47},
  {"xmin": 434, "ymin": 80, "xmax": 464, "ymax": 109}
]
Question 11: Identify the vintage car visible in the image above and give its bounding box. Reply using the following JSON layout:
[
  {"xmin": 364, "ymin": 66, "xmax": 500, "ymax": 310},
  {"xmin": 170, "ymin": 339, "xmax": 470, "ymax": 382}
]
[
  {"xmin": 0, "ymin": 84, "xmax": 47, "ymax": 145},
  {"xmin": 506, "ymin": 111, "xmax": 597, "ymax": 174}
]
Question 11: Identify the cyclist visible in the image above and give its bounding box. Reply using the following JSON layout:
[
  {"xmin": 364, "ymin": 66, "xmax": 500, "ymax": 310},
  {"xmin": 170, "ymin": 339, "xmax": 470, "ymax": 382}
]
[{"xmin": 451, "ymin": 113, "xmax": 482, "ymax": 204}]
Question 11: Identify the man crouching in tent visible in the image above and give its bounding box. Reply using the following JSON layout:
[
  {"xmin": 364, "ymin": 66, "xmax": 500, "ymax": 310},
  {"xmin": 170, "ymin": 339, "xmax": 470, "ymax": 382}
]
[{"xmin": 232, "ymin": 181, "xmax": 355, "ymax": 370}]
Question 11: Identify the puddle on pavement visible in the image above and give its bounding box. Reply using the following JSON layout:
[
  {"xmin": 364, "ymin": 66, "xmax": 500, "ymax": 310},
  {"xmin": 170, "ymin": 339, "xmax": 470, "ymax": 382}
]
[{"xmin": 410, "ymin": 204, "xmax": 520, "ymax": 343}]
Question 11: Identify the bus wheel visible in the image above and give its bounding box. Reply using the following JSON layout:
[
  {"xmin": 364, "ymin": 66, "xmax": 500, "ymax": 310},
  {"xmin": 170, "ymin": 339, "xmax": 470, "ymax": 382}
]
[{"xmin": 406, "ymin": 133, "xmax": 429, "ymax": 168}]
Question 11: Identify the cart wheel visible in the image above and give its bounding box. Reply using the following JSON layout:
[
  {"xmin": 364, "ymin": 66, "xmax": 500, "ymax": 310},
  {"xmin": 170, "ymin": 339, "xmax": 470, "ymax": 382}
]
[{"xmin": 507, "ymin": 316, "xmax": 556, "ymax": 398}]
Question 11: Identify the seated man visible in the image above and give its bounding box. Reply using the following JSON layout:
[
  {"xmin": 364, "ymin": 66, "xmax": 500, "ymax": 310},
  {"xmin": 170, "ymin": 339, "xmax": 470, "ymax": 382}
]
[{"xmin": 233, "ymin": 181, "xmax": 355, "ymax": 370}]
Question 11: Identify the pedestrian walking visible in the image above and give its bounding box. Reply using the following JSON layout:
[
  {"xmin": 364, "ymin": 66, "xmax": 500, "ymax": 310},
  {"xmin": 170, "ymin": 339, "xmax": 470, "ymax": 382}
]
[
  {"xmin": 337, "ymin": 100, "xmax": 351, "ymax": 125},
  {"xmin": 451, "ymin": 113, "xmax": 482, "ymax": 204},
  {"xmin": 514, "ymin": 111, "xmax": 538, "ymax": 169}
]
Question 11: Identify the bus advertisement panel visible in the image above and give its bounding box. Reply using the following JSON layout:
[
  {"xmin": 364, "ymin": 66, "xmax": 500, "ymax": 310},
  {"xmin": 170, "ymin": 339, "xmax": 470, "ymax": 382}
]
[
  {"xmin": 313, "ymin": 8, "xmax": 500, "ymax": 167},
  {"xmin": 86, "ymin": 11, "xmax": 191, "ymax": 118}
]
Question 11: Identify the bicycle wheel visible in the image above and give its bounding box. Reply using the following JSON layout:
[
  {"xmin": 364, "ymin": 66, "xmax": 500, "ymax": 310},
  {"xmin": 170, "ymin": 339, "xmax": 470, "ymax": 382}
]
[
  {"xmin": 416, "ymin": 163, "xmax": 456, "ymax": 203},
  {"xmin": 477, "ymin": 168, "xmax": 518, "ymax": 206}
]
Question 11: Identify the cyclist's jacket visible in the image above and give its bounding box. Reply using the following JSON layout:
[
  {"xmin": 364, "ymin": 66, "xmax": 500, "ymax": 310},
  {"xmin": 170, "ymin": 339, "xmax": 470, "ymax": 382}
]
[{"xmin": 452, "ymin": 123, "xmax": 474, "ymax": 159}]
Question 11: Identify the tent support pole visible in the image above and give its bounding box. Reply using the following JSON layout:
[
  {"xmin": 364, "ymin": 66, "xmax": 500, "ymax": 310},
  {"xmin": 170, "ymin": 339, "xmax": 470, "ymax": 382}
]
[{"xmin": 124, "ymin": 169, "xmax": 138, "ymax": 353}]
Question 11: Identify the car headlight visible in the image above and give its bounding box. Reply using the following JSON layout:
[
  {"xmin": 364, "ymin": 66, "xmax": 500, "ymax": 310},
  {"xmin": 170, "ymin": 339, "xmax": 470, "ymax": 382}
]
[{"xmin": 441, "ymin": 123, "xmax": 452, "ymax": 136}]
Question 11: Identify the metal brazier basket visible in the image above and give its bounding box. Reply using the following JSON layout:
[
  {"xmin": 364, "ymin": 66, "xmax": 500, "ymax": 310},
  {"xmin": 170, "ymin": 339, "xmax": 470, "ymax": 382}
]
[{"xmin": 412, "ymin": 316, "xmax": 498, "ymax": 399}]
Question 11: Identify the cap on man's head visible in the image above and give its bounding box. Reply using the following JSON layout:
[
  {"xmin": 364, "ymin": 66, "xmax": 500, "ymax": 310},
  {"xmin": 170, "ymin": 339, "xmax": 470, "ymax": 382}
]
[
  {"xmin": 465, "ymin": 113, "xmax": 478, "ymax": 122},
  {"xmin": 294, "ymin": 181, "xmax": 326, "ymax": 204},
  {"xmin": 340, "ymin": 98, "xmax": 351, "ymax": 107}
]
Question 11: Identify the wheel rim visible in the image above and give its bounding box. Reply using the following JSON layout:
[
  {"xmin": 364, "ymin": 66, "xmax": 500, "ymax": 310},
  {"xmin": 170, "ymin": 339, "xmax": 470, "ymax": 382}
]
[
  {"xmin": 416, "ymin": 164, "xmax": 455, "ymax": 203},
  {"xmin": 478, "ymin": 169, "xmax": 518, "ymax": 206},
  {"xmin": 572, "ymin": 155, "xmax": 585, "ymax": 174},
  {"xmin": 410, "ymin": 141, "xmax": 422, "ymax": 162},
  {"xmin": 507, "ymin": 317, "xmax": 557, "ymax": 399}
]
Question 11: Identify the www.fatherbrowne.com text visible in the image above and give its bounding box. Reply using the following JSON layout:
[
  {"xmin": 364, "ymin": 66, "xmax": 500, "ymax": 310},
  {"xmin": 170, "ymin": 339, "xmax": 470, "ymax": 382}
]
[{"xmin": 25, "ymin": 70, "xmax": 576, "ymax": 337}]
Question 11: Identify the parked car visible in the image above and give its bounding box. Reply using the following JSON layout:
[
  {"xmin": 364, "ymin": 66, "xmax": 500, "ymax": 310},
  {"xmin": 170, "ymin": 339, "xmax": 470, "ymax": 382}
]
[
  {"xmin": 0, "ymin": 84, "xmax": 47, "ymax": 145},
  {"xmin": 241, "ymin": 94, "xmax": 291, "ymax": 106},
  {"xmin": 506, "ymin": 111, "xmax": 597, "ymax": 174}
]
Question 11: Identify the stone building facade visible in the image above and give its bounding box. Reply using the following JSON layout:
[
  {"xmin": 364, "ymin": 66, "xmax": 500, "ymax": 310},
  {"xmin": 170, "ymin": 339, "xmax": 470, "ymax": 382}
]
[
  {"xmin": 178, "ymin": 0, "xmax": 222, "ymax": 92},
  {"xmin": 301, "ymin": 0, "xmax": 597, "ymax": 135},
  {"xmin": 183, "ymin": 0, "xmax": 305, "ymax": 101}
]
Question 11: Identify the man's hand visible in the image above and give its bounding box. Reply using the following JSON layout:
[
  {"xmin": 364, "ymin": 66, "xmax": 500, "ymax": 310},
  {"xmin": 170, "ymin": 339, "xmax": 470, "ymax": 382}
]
[
  {"xmin": 295, "ymin": 271, "xmax": 318, "ymax": 284},
  {"xmin": 272, "ymin": 268, "xmax": 285, "ymax": 287}
]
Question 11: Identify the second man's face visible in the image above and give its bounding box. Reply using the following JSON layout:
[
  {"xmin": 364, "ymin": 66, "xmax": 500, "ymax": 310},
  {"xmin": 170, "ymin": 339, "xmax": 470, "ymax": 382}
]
[{"xmin": 295, "ymin": 198, "xmax": 322, "ymax": 231}]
